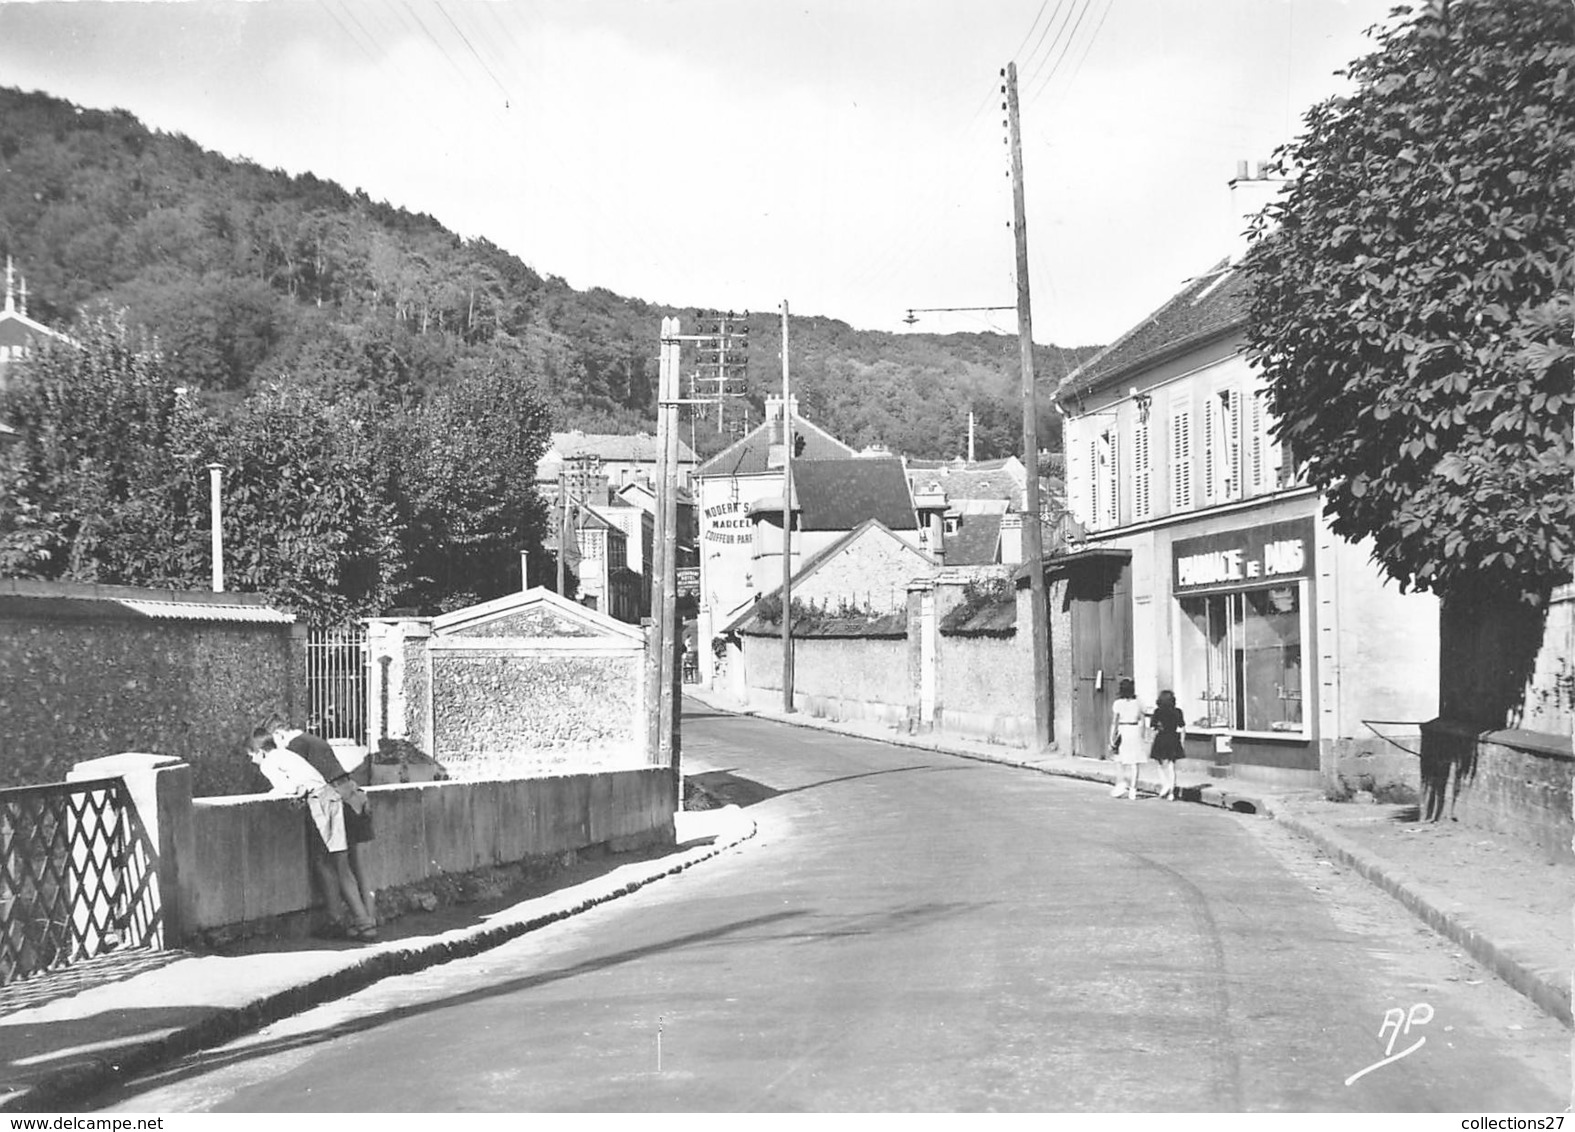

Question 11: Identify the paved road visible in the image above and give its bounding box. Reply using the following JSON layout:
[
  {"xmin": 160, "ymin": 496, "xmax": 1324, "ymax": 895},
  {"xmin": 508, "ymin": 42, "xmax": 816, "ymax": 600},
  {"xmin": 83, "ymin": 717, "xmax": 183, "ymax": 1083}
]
[{"xmin": 96, "ymin": 706, "xmax": 1568, "ymax": 1112}]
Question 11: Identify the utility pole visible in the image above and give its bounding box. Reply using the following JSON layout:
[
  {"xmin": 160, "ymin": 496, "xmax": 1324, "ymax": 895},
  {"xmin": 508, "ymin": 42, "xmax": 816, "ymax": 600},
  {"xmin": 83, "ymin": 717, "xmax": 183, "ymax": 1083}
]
[
  {"xmin": 647, "ymin": 319, "xmax": 674, "ymax": 764},
  {"xmin": 557, "ymin": 470, "xmax": 568, "ymax": 596},
  {"xmin": 660, "ymin": 320, "xmax": 682, "ymax": 798},
  {"xmin": 780, "ymin": 300, "xmax": 794, "ymax": 714},
  {"xmin": 1006, "ymin": 61, "xmax": 1053, "ymax": 751}
]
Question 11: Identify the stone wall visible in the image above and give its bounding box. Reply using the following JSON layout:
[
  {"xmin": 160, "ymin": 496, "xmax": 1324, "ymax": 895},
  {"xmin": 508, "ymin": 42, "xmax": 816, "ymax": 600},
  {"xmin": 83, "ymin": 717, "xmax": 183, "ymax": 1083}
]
[
  {"xmin": 935, "ymin": 631, "xmax": 1031, "ymax": 746},
  {"xmin": 430, "ymin": 649, "xmax": 644, "ymax": 778},
  {"xmin": 1420, "ymin": 719, "xmax": 1572, "ymax": 860},
  {"xmin": 182, "ymin": 767, "xmax": 675, "ymax": 938},
  {"xmin": 741, "ymin": 632, "xmax": 909, "ymax": 727},
  {"xmin": 732, "ymin": 568, "xmax": 1066, "ymax": 750},
  {"xmin": 0, "ymin": 581, "xmax": 304, "ymax": 795},
  {"xmin": 367, "ymin": 589, "xmax": 651, "ymax": 779}
]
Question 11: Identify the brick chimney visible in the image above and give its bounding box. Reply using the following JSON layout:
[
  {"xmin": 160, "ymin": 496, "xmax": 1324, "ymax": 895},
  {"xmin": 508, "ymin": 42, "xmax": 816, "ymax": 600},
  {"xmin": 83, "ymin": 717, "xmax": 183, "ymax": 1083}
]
[
  {"xmin": 1229, "ymin": 159, "xmax": 1285, "ymax": 263},
  {"xmin": 912, "ymin": 482, "xmax": 948, "ymax": 564}
]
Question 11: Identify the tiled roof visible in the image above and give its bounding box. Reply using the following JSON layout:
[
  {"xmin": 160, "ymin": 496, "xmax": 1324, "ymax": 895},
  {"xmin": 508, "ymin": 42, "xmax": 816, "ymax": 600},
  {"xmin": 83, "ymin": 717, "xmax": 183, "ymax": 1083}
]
[
  {"xmin": 0, "ymin": 584, "xmax": 294, "ymax": 624},
  {"xmin": 908, "ymin": 465, "xmax": 1024, "ymax": 505},
  {"xmin": 1058, "ymin": 259, "xmax": 1251, "ymax": 401},
  {"xmin": 548, "ymin": 431, "xmax": 698, "ymax": 464},
  {"xmin": 696, "ymin": 414, "xmax": 854, "ymax": 478},
  {"xmin": 944, "ymin": 512, "xmax": 1003, "ymax": 566},
  {"xmin": 790, "ymin": 457, "xmax": 917, "ymax": 532}
]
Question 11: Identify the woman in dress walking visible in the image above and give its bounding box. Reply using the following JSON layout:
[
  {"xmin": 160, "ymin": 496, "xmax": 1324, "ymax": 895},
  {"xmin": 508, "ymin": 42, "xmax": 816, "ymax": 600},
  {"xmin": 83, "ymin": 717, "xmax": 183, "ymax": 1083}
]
[
  {"xmin": 1108, "ymin": 677, "xmax": 1147, "ymax": 799},
  {"xmin": 1148, "ymin": 689, "xmax": 1187, "ymax": 800}
]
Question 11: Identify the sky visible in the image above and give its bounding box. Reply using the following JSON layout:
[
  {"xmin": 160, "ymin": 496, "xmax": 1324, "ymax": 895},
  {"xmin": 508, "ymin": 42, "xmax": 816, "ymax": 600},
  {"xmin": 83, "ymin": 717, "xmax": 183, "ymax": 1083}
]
[{"xmin": 0, "ymin": 0, "xmax": 1404, "ymax": 349}]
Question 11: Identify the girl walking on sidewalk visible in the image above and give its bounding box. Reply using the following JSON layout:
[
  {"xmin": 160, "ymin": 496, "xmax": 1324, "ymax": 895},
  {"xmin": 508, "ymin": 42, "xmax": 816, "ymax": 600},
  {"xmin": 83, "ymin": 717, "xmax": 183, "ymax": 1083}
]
[
  {"xmin": 1108, "ymin": 678, "xmax": 1148, "ymax": 799},
  {"xmin": 1148, "ymin": 689, "xmax": 1186, "ymax": 800}
]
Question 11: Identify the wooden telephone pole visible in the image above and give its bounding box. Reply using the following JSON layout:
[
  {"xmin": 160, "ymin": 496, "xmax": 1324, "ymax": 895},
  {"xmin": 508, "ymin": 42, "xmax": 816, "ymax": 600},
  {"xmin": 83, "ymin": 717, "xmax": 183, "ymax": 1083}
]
[
  {"xmin": 780, "ymin": 300, "xmax": 794, "ymax": 714},
  {"xmin": 1006, "ymin": 62, "xmax": 1053, "ymax": 751}
]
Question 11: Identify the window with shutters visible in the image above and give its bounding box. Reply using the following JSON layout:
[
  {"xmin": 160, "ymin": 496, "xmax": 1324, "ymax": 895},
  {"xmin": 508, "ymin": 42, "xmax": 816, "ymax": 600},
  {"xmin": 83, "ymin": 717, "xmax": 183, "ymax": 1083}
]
[
  {"xmin": 1087, "ymin": 437, "xmax": 1100, "ymax": 528},
  {"xmin": 1170, "ymin": 401, "xmax": 1194, "ymax": 511},
  {"xmin": 1133, "ymin": 414, "xmax": 1152, "ymax": 520},
  {"xmin": 1202, "ymin": 395, "xmax": 1217, "ymax": 503},
  {"xmin": 1251, "ymin": 389, "xmax": 1266, "ymax": 491},
  {"xmin": 1221, "ymin": 389, "xmax": 1241, "ymax": 500},
  {"xmin": 1100, "ymin": 428, "xmax": 1118, "ymax": 527}
]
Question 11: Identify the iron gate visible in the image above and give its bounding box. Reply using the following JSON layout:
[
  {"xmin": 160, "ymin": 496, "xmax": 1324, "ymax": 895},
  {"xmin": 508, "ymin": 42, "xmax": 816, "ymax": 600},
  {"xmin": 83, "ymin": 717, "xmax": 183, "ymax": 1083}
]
[
  {"xmin": 0, "ymin": 777, "xmax": 158, "ymax": 986},
  {"xmin": 306, "ymin": 623, "xmax": 369, "ymax": 743}
]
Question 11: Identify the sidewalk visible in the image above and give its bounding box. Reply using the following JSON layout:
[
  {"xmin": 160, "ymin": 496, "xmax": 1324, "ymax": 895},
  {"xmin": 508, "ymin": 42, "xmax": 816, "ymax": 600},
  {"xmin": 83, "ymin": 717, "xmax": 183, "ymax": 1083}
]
[
  {"xmin": 0, "ymin": 806, "xmax": 756, "ymax": 1112},
  {"xmin": 685, "ymin": 686, "xmax": 1572, "ymax": 1033}
]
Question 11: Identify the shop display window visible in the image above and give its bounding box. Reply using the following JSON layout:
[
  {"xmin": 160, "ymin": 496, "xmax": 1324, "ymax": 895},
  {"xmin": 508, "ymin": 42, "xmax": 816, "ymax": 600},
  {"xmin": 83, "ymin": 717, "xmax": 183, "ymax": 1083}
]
[{"xmin": 1176, "ymin": 584, "xmax": 1304, "ymax": 733}]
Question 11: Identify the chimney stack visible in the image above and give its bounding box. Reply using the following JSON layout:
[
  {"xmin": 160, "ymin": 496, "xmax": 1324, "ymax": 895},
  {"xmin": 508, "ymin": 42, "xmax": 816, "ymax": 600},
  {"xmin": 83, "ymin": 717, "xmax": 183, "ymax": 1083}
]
[
  {"xmin": 999, "ymin": 512, "xmax": 1024, "ymax": 565},
  {"xmin": 1229, "ymin": 158, "xmax": 1284, "ymax": 263}
]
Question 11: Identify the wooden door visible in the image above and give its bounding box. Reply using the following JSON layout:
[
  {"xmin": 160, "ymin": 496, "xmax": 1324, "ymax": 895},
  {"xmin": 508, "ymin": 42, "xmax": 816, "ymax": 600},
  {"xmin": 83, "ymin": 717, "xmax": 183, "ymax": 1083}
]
[{"xmin": 1067, "ymin": 558, "xmax": 1134, "ymax": 758}]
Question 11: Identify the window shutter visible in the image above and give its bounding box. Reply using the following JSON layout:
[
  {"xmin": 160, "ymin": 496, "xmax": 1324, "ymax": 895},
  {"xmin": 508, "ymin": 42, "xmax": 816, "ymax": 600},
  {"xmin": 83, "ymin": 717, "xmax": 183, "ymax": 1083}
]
[
  {"xmin": 1088, "ymin": 437, "xmax": 1101, "ymax": 528},
  {"xmin": 1251, "ymin": 390, "xmax": 1266, "ymax": 491},
  {"xmin": 1171, "ymin": 403, "xmax": 1193, "ymax": 511},
  {"xmin": 1133, "ymin": 416, "xmax": 1151, "ymax": 520},
  {"xmin": 1104, "ymin": 428, "xmax": 1119, "ymax": 527},
  {"xmin": 1224, "ymin": 390, "xmax": 1241, "ymax": 499},
  {"xmin": 1202, "ymin": 395, "xmax": 1217, "ymax": 502}
]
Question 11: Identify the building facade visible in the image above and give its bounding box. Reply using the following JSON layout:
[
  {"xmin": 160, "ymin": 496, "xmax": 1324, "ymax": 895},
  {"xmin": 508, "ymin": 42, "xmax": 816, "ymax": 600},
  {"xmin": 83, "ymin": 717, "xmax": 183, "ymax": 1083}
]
[
  {"xmin": 693, "ymin": 395, "xmax": 857, "ymax": 676},
  {"xmin": 1056, "ymin": 179, "xmax": 1437, "ymax": 795}
]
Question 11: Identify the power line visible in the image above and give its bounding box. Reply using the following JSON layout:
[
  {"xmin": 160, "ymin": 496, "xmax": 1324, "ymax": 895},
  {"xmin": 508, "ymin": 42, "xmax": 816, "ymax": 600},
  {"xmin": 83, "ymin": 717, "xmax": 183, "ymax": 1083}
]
[
  {"xmin": 1022, "ymin": 0, "xmax": 1076, "ymax": 90},
  {"xmin": 1048, "ymin": 0, "xmax": 1116, "ymax": 107},
  {"xmin": 1030, "ymin": 0, "xmax": 1096, "ymax": 103},
  {"xmin": 1008, "ymin": 0, "xmax": 1056, "ymax": 65},
  {"xmin": 435, "ymin": 0, "xmax": 516, "ymax": 106}
]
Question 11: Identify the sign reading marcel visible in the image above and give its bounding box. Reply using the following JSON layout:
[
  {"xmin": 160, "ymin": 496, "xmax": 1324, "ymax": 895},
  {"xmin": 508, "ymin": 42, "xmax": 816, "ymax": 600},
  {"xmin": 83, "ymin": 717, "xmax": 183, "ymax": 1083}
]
[
  {"xmin": 704, "ymin": 501, "xmax": 752, "ymax": 545},
  {"xmin": 1172, "ymin": 517, "xmax": 1314, "ymax": 594}
]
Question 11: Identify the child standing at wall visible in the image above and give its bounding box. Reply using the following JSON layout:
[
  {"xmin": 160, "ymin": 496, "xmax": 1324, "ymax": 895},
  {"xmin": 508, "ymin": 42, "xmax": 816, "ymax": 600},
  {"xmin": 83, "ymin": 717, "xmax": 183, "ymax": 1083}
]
[{"xmin": 247, "ymin": 722, "xmax": 377, "ymax": 942}]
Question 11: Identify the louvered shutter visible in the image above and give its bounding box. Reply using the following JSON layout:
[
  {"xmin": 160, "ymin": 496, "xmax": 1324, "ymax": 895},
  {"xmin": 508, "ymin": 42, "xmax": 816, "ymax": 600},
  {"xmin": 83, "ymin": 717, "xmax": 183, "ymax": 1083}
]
[
  {"xmin": 1171, "ymin": 402, "xmax": 1193, "ymax": 511},
  {"xmin": 1133, "ymin": 415, "xmax": 1151, "ymax": 520}
]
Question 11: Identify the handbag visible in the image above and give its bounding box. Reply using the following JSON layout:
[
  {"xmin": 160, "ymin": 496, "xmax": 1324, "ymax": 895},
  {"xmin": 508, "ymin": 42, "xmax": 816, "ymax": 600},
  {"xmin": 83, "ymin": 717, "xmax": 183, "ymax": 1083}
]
[{"xmin": 333, "ymin": 777, "xmax": 370, "ymax": 815}]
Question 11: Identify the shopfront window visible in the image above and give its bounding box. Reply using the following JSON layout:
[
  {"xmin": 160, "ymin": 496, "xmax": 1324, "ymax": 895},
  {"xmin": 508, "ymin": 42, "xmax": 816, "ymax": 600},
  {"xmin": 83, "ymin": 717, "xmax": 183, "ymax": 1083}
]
[{"xmin": 1176, "ymin": 585, "xmax": 1304, "ymax": 733}]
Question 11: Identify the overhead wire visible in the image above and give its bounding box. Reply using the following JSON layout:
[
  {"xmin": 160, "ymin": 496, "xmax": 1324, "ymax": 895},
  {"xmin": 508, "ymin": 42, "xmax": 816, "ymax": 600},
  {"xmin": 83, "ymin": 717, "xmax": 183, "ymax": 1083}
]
[
  {"xmin": 435, "ymin": 0, "xmax": 516, "ymax": 106},
  {"xmin": 1020, "ymin": 0, "xmax": 1075, "ymax": 90},
  {"xmin": 1029, "ymin": 0, "xmax": 1096, "ymax": 103}
]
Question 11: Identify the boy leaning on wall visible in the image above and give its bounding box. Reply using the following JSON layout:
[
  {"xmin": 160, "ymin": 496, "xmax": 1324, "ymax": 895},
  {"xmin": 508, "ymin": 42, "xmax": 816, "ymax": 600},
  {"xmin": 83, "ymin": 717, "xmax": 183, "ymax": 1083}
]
[{"xmin": 246, "ymin": 716, "xmax": 378, "ymax": 942}]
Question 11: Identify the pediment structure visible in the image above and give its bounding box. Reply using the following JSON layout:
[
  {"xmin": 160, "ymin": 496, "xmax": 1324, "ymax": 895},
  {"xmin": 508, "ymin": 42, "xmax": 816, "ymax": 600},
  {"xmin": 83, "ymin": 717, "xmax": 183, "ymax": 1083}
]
[{"xmin": 430, "ymin": 586, "xmax": 646, "ymax": 645}]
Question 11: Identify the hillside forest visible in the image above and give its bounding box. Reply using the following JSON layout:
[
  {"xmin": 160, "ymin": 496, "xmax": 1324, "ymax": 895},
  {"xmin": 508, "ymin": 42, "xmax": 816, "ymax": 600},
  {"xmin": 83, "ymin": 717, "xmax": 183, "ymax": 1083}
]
[{"xmin": 0, "ymin": 86, "xmax": 1097, "ymax": 621}]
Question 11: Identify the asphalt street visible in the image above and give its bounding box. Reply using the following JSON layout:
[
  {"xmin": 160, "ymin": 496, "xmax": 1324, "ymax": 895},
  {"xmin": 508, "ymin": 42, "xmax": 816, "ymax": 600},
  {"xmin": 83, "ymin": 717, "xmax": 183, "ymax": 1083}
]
[{"xmin": 92, "ymin": 705, "xmax": 1568, "ymax": 1112}]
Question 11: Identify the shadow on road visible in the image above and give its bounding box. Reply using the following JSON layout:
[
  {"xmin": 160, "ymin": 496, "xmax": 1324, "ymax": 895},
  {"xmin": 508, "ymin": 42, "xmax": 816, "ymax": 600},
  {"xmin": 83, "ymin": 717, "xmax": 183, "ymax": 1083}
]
[
  {"xmin": 690, "ymin": 763, "xmax": 965, "ymax": 809},
  {"xmin": 77, "ymin": 909, "xmax": 812, "ymax": 1111}
]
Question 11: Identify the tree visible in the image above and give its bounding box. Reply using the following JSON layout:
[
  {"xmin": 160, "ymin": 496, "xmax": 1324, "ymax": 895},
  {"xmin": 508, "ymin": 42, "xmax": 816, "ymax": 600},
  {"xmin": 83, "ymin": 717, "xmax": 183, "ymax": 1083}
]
[
  {"xmin": 0, "ymin": 310, "xmax": 208, "ymax": 585},
  {"xmin": 208, "ymin": 383, "xmax": 402, "ymax": 625},
  {"xmin": 382, "ymin": 362, "xmax": 553, "ymax": 613},
  {"xmin": 1241, "ymin": 0, "xmax": 1574, "ymax": 603}
]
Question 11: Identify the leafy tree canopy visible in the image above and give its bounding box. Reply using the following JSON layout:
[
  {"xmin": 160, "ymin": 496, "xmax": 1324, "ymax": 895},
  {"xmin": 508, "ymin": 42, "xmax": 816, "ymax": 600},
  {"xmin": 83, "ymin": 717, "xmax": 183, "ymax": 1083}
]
[{"xmin": 1242, "ymin": 0, "xmax": 1574, "ymax": 601}]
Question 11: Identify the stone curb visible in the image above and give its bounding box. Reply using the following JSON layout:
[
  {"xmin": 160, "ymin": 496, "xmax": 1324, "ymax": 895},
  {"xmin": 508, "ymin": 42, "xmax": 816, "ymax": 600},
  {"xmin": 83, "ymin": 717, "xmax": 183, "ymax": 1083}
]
[
  {"xmin": 1261, "ymin": 800, "xmax": 1572, "ymax": 1028},
  {"xmin": 0, "ymin": 818, "xmax": 758, "ymax": 1114},
  {"xmin": 694, "ymin": 693, "xmax": 1571, "ymax": 1027}
]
